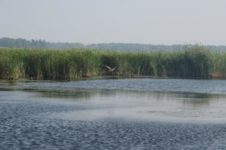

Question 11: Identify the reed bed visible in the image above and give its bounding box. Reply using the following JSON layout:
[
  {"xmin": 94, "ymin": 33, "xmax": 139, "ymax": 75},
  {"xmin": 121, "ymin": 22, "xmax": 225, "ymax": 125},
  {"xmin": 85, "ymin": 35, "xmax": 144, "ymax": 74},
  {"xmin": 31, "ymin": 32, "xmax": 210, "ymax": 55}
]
[{"xmin": 0, "ymin": 46, "xmax": 225, "ymax": 80}]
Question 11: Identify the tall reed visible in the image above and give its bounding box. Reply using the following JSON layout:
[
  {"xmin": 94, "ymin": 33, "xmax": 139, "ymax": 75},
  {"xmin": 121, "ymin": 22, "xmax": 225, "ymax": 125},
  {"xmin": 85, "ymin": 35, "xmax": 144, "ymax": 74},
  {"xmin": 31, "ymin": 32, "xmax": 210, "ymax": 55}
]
[{"xmin": 0, "ymin": 46, "xmax": 224, "ymax": 80}]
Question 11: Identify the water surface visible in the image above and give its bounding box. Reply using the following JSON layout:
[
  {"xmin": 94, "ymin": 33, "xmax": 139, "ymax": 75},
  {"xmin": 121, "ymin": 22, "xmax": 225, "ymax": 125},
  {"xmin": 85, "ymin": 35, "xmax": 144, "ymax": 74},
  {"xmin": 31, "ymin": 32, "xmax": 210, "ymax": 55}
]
[{"xmin": 1, "ymin": 79, "xmax": 226, "ymax": 149}]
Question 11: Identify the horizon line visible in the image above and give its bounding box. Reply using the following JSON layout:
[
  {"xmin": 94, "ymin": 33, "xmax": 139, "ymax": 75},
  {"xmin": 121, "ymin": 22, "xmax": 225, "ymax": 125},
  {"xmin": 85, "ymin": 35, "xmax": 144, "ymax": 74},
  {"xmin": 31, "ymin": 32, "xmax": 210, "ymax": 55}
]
[{"xmin": 1, "ymin": 37, "xmax": 226, "ymax": 47}]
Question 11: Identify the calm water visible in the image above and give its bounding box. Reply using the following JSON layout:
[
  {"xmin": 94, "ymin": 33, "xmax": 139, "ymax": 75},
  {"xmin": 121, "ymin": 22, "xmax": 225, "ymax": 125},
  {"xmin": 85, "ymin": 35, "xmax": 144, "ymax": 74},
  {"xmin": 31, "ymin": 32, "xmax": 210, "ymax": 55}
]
[{"xmin": 1, "ymin": 79, "xmax": 226, "ymax": 149}]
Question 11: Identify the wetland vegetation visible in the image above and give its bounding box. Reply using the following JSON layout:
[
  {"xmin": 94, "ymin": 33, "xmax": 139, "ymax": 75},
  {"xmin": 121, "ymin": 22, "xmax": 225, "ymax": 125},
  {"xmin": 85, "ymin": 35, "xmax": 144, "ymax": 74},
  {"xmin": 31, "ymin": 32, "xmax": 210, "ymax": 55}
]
[{"xmin": 0, "ymin": 46, "xmax": 226, "ymax": 80}]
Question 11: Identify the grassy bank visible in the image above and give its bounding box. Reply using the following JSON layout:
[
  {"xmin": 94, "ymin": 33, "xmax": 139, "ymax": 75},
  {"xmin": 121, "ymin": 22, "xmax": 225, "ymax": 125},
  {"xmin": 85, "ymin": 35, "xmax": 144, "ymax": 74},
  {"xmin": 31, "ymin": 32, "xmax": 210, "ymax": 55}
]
[{"xmin": 0, "ymin": 46, "xmax": 225, "ymax": 80}]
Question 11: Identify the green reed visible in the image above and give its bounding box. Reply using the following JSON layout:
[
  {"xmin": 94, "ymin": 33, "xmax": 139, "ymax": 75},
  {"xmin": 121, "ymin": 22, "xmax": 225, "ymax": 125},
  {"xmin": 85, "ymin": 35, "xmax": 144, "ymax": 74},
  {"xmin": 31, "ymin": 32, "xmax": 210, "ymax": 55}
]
[{"xmin": 0, "ymin": 46, "xmax": 224, "ymax": 80}]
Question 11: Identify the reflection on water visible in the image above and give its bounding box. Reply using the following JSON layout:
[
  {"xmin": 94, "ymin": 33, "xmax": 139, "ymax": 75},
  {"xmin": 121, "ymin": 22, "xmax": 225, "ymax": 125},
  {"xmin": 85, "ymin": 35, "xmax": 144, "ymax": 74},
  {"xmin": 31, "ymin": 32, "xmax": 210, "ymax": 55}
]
[
  {"xmin": 39, "ymin": 89, "xmax": 226, "ymax": 123},
  {"xmin": 2, "ymin": 78, "xmax": 226, "ymax": 94},
  {"xmin": 38, "ymin": 89, "xmax": 217, "ymax": 107},
  {"xmin": 1, "ymin": 79, "xmax": 226, "ymax": 123}
]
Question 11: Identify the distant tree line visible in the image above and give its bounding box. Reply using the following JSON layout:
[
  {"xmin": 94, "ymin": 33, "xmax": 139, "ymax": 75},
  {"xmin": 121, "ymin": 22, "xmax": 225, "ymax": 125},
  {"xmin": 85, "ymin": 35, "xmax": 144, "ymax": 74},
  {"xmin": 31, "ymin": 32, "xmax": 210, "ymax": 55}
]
[
  {"xmin": 0, "ymin": 37, "xmax": 84, "ymax": 49},
  {"xmin": 0, "ymin": 37, "xmax": 226, "ymax": 52}
]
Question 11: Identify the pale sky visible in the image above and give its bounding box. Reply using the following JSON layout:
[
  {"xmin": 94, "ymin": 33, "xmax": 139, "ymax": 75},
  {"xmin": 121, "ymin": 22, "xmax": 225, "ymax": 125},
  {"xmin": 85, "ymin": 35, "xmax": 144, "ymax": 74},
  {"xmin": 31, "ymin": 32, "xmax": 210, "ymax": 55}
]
[{"xmin": 0, "ymin": 0, "xmax": 226, "ymax": 45}]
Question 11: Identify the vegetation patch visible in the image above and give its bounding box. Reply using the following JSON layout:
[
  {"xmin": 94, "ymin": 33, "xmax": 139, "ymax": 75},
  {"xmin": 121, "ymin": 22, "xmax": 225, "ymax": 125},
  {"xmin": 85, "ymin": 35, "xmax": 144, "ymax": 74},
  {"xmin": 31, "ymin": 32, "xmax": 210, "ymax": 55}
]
[{"xmin": 0, "ymin": 46, "xmax": 224, "ymax": 80}]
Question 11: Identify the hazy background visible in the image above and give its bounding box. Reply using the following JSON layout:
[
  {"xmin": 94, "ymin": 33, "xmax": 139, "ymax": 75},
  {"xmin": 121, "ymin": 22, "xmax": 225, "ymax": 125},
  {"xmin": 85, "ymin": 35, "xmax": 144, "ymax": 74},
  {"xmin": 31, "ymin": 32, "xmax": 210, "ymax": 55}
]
[{"xmin": 0, "ymin": 0, "xmax": 226, "ymax": 45}]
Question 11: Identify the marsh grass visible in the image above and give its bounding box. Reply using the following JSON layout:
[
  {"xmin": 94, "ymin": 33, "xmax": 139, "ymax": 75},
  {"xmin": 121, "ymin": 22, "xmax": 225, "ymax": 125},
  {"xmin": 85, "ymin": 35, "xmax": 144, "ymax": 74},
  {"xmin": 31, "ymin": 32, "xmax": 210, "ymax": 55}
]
[{"xmin": 0, "ymin": 46, "xmax": 224, "ymax": 80}]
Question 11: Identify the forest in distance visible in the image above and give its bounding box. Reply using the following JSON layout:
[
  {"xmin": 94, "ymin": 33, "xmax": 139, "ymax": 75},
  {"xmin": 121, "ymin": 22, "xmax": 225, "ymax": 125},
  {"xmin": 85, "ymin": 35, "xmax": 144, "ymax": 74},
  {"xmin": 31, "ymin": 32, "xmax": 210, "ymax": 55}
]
[
  {"xmin": 0, "ymin": 46, "xmax": 226, "ymax": 80},
  {"xmin": 1, "ymin": 37, "xmax": 226, "ymax": 52}
]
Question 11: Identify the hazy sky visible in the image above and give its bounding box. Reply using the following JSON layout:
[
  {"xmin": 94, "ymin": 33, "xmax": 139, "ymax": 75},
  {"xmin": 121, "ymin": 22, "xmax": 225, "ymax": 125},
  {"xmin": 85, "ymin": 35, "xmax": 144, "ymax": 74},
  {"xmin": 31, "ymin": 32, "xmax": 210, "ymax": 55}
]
[{"xmin": 0, "ymin": 0, "xmax": 226, "ymax": 45}]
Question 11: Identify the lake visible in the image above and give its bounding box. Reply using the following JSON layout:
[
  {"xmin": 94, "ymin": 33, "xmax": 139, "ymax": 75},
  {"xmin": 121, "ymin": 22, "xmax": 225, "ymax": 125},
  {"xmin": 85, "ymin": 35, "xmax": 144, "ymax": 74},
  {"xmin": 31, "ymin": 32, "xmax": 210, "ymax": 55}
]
[{"xmin": 1, "ymin": 79, "xmax": 226, "ymax": 149}]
